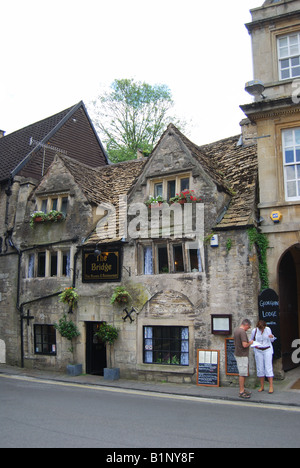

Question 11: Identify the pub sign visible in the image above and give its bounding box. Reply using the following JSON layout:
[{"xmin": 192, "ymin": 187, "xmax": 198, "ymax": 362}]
[{"xmin": 83, "ymin": 249, "xmax": 121, "ymax": 282}]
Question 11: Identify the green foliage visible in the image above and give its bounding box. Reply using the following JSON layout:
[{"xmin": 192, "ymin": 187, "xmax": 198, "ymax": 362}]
[
  {"xmin": 110, "ymin": 286, "xmax": 132, "ymax": 305},
  {"xmin": 89, "ymin": 78, "xmax": 185, "ymax": 162},
  {"xmin": 30, "ymin": 210, "xmax": 65, "ymax": 228},
  {"xmin": 59, "ymin": 287, "xmax": 79, "ymax": 311},
  {"xmin": 248, "ymin": 228, "xmax": 269, "ymax": 291},
  {"xmin": 95, "ymin": 323, "xmax": 119, "ymax": 345},
  {"xmin": 54, "ymin": 315, "xmax": 80, "ymax": 342},
  {"xmin": 226, "ymin": 238, "xmax": 233, "ymax": 253},
  {"xmin": 145, "ymin": 195, "xmax": 166, "ymax": 207},
  {"xmin": 29, "ymin": 211, "xmax": 47, "ymax": 228}
]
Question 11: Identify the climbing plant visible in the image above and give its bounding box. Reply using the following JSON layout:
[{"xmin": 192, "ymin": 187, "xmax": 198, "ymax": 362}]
[{"xmin": 248, "ymin": 227, "xmax": 269, "ymax": 291}]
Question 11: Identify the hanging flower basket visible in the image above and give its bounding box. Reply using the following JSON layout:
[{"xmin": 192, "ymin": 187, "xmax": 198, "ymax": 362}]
[
  {"xmin": 59, "ymin": 287, "xmax": 79, "ymax": 312},
  {"xmin": 110, "ymin": 286, "xmax": 132, "ymax": 305}
]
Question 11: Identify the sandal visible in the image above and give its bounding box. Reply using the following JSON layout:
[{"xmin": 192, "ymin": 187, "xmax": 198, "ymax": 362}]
[{"xmin": 239, "ymin": 391, "xmax": 251, "ymax": 399}]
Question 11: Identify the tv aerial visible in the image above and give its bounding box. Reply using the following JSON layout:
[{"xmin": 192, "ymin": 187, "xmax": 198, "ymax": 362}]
[{"xmin": 29, "ymin": 137, "xmax": 68, "ymax": 176}]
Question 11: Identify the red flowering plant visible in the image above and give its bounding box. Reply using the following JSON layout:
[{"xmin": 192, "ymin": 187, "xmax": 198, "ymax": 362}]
[{"xmin": 170, "ymin": 190, "xmax": 202, "ymax": 204}]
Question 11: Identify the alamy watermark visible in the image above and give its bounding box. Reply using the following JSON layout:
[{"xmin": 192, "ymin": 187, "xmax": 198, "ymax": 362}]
[
  {"xmin": 95, "ymin": 196, "xmax": 205, "ymax": 244},
  {"xmin": 292, "ymin": 339, "xmax": 300, "ymax": 364}
]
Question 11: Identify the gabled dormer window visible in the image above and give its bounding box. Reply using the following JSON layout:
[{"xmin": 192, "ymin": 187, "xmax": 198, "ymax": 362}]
[{"xmin": 278, "ymin": 33, "xmax": 300, "ymax": 80}]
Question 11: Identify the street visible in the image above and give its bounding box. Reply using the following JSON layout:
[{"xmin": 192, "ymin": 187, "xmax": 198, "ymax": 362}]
[{"xmin": 0, "ymin": 374, "xmax": 299, "ymax": 449}]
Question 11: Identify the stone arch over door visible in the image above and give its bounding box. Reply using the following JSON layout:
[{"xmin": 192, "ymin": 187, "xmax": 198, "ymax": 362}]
[{"xmin": 278, "ymin": 244, "xmax": 300, "ymax": 371}]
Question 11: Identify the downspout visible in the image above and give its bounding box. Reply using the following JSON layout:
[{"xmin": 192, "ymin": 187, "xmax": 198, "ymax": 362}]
[
  {"xmin": 4, "ymin": 176, "xmax": 13, "ymax": 229},
  {"xmin": 72, "ymin": 246, "xmax": 81, "ymax": 288},
  {"xmin": 7, "ymin": 235, "xmax": 23, "ymax": 366}
]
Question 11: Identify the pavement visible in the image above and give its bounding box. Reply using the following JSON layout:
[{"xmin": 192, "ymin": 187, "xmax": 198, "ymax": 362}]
[{"xmin": 1, "ymin": 363, "xmax": 300, "ymax": 408}]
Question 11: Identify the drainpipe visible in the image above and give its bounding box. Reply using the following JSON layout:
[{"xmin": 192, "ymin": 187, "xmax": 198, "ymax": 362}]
[{"xmin": 72, "ymin": 246, "xmax": 81, "ymax": 288}]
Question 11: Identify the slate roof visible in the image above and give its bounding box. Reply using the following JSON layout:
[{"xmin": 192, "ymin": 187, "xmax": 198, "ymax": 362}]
[
  {"xmin": 169, "ymin": 124, "xmax": 233, "ymax": 194},
  {"xmin": 39, "ymin": 124, "xmax": 258, "ymax": 245},
  {"xmin": 60, "ymin": 155, "xmax": 146, "ymax": 207},
  {"xmin": 159, "ymin": 125, "xmax": 258, "ymax": 230},
  {"xmin": 199, "ymin": 135, "xmax": 258, "ymax": 230},
  {"xmin": 58, "ymin": 155, "xmax": 147, "ymax": 244},
  {"xmin": 0, "ymin": 101, "xmax": 108, "ymax": 183}
]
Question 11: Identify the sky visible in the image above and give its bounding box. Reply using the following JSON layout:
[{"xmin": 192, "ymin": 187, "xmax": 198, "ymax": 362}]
[{"xmin": 0, "ymin": 0, "xmax": 264, "ymax": 146}]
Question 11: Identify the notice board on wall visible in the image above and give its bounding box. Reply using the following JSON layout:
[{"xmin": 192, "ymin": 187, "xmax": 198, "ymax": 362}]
[{"xmin": 196, "ymin": 349, "xmax": 220, "ymax": 387}]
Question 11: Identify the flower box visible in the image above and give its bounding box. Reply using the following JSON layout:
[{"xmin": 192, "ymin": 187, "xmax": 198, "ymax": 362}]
[
  {"xmin": 30, "ymin": 210, "xmax": 65, "ymax": 228},
  {"xmin": 104, "ymin": 367, "xmax": 120, "ymax": 381},
  {"xmin": 67, "ymin": 364, "xmax": 83, "ymax": 376},
  {"xmin": 170, "ymin": 190, "xmax": 202, "ymax": 204}
]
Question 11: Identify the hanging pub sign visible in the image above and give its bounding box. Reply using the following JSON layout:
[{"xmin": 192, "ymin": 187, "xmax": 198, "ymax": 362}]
[
  {"xmin": 83, "ymin": 249, "xmax": 121, "ymax": 282},
  {"xmin": 258, "ymin": 288, "xmax": 281, "ymax": 360}
]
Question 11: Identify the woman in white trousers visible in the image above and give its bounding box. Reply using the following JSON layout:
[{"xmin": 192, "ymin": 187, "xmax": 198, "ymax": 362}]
[{"xmin": 251, "ymin": 320, "xmax": 276, "ymax": 394}]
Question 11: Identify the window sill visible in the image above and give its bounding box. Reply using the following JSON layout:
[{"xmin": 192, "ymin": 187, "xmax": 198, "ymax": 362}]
[
  {"xmin": 136, "ymin": 363, "xmax": 195, "ymax": 374},
  {"xmin": 140, "ymin": 272, "xmax": 204, "ymax": 278},
  {"xmin": 258, "ymin": 200, "xmax": 300, "ymax": 209}
]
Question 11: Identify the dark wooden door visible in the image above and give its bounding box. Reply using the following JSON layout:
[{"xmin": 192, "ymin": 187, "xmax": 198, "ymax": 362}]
[
  {"xmin": 279, "ymin": 251, "xmax": 299, "ymax": 371},
  {"xmin": 86, "ymin": 322, "xmax": 107, "ymax": 375}
]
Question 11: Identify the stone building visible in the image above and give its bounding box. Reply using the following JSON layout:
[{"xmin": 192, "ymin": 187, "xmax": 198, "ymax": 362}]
[
  {"xmin": 241, "ymin": 0, "xmax": 300, "ymax": 372},
  {"xmin": 5, "ymin": 0, "xmax": 300, "ymax": 384},
  {"xmin": 0, "ymin": 101, "xmax": 108, "ymax": 365},
  {"xmin": 0, "ymin": 112, "xmax": 260, "ymax": 384}
]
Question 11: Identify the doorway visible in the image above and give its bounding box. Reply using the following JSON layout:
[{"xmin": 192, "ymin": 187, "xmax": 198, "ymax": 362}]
[
  {"xmin": 279, "ymin": 246, "xmax": 300, "ymax": 371},
  {"xmin": 86, "ymin": 322, "xmax": 107, "ymax": 375}
]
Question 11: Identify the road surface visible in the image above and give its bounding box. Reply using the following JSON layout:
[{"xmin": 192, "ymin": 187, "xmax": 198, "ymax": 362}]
[{"xmin": 0, "ymin": 374, "xmax": 299, "ymax": 449}]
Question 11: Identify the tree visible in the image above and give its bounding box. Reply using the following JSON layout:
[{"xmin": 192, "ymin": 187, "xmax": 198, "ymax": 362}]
[{"xmin": 90, "ymin": 79, "xmax": 185, "ymax": 162}]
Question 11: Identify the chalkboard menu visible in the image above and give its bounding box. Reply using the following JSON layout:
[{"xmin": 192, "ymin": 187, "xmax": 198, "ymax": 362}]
[
  {"xmin": 258, "ymin": 289, "xmax": 281, "ymax": 360},
  {"xmin": 197, "ymin": 349, "xmax": 220, "ymax": 387},
  {"xmin": 225, "ymin": 339, "xmax": 239, "ymax": 376}
]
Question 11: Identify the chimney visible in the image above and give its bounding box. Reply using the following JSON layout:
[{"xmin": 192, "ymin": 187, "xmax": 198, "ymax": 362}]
[
  {"xmin": 137, "ymin": 148, "xmax": 144, "ymax": 160},
  {"xmin": 0, "ymin": 130, "xmax": 5, "ymax": 138},
  {"xmin": 238, "ymin": 119, "xmax": 257, "ymax": 146}
]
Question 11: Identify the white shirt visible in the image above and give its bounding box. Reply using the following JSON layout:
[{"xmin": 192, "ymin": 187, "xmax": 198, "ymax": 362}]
[{"xmin": 250, "ymin": 327, "xmax": 276, "ymax": 354}]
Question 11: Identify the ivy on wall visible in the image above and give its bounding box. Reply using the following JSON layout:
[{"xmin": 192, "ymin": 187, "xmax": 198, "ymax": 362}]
[{"xmin": 248, "ymin": 227, "xmax": 269, "ymax": 291}]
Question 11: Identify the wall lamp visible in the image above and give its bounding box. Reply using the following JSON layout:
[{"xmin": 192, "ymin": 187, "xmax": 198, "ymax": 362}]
[{"xmin": 94, "ymin": 243, "xmax": 102, "ymax": 257}]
